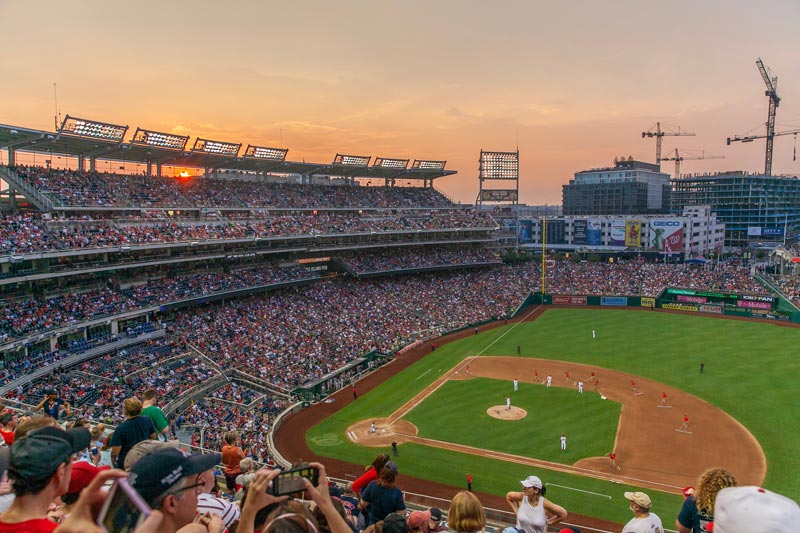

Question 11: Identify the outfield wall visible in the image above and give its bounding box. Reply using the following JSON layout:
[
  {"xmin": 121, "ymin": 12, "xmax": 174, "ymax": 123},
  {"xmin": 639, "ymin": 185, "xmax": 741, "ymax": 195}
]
[{"xmin": 529, "ymin": 292, "xmax": 798, "ymax": 322}]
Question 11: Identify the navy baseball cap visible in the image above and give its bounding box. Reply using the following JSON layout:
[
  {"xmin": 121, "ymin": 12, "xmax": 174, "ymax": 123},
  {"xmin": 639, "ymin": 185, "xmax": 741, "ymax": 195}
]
[
  {"xmin": 9, "ymin": 426, "xmax": 90, "ymax": 482},
  {"xmin": 129, "ymin": 447, "xmax": 220, "ymax": 506}
]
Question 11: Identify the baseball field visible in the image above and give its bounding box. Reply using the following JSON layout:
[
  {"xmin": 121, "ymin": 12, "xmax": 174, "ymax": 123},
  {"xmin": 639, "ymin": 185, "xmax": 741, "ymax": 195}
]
[{"xmin": 294, "ymin": 307, "xmax": 800, "ymax": 525}]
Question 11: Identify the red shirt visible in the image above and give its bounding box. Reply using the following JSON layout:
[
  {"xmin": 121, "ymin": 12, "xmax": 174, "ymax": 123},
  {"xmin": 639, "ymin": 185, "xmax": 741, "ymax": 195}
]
[
  {"xmin": 351, "ymin": 467, "xmax": 378, "ymax": 495},
  {"xmin": 0, "ymin": 518, "xmax": 58, "ymax": 533},
  {"xmin": 609, "ymin": 453, "xmax": 616, "ymax": 460},
  {"xmin": 0, "ymin": 429, "xmax": 13, "ymax": 445}
]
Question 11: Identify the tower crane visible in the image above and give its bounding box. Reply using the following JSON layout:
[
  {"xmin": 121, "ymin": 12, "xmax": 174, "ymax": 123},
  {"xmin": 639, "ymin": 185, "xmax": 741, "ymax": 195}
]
[
  {"xmin": 661, "ymin": 149, "xmax": 725, "ymax": 179},
  {"xmin": 727, "ymin": 58, "xmax": 799, "ymax": 175},
  {"xmin": 642, "ymin": 122, "xmax": 695, "ymax": 163}
]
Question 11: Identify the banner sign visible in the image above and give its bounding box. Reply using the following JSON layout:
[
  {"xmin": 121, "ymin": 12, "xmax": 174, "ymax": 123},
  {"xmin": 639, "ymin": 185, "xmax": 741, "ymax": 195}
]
[
  {"xmin": 625, "ymin": 220, "xmax": 641, "ymax": 247},
  {"xmin": 677, "ymin": 295, "xmax": 707, "ymax": 304},
  {"xmin": 648, "ymin": 219, "xmax": 683, "ymax": 254},
  {"xmin": 601, "ymin": 296, "xmax": 627, "ymax": 306},
  {"xmin": 553, "ymin": 295, "xmax": 587, "ymax": 305},
  {"xmin": 737, "ymin": 300, "xmax": 772, "ymax": 310},
  {"xmin": 588, "ymin": 219, "xmax": 602, "ymax": 245},
  {"xmin": 661, "ymin": 303, "xmax": 698, "ymax": 312},
  {"xmin": 640, "ymin": 297, "xmax": 655, "ymax": 308},
  {"xmin": 573, "ymin": 220, "xmax": 588, "ymax": 245},
  {"xmin": 610, "ymin": 219, "xmax": 626, "ymax": 245},
  {"xmin": 699, "ymin": 305, "xmax": 724, "ymax": 315}
]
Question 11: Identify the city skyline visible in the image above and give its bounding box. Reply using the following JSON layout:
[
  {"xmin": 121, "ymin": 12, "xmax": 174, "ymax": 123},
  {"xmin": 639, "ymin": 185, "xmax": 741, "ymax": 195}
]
[{"xmin": 1, "ymin": 0, "xmax": 799, "ymax": 205}]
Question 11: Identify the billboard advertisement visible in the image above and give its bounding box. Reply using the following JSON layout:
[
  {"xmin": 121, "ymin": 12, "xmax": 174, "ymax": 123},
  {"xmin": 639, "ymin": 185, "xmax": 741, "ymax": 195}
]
[
  {"xmin": 640, "ymin": 297, "xmax": 655, "ymax": 308},
  {"xmin": 601, "ymin": 296, "xmax": 627, "ymax": 306},
  {"xmin": 648, "ymin": 219, "xmax": 683, "ymax": 254},
  {"xmin": 610, "ymin": 220, "xmax": 626, "ymax": 245},
  {"xmin": 517, "ymin": 220, "xmax": 533, "ymax": 243},
  {"xmin": 625, "ymin": 220, "xmax": 641, "ymax": 247},
  {"xmin": 588, "ymin": 219, "xmax": 602, "ymax": 245},
  {"xmin": 573, "ymin": 220, "xmax": 588, "ymax": 244},
  {"xmin": 553, "ymin": 296, "xmax": 587, "ymax": 305}
]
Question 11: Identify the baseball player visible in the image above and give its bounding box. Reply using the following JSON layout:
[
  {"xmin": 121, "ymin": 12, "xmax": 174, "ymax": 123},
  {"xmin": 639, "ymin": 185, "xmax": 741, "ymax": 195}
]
[
  {"xmin": 565, "ymin": 371, "xmax": 572, "ymax": 385},
  {"xmin": 577, "ymin": 380, "xmax": 584, "ymax": 394},
  {"xmin": 679, "ymin": 414, "xmax": 689, "ymax": 430},
  {"xmin": 370, "ymin": 422, "xmax": 376, "ymax": 433},
  {"xmin": 661, "ymin": 391, "xmax": 668, "ymax": 406},
  {"xmin": 560, "ymin": 434, "xmax": 567, "ymax": 451},
  {"xmin": 631, "ymin": 380, "xmax": 639, "ymax": 394},
  {"xmin": 513, "ymin": 379, "xmax": 519, "ymax": 392},
  {"xmin": 592, "ymin": 329, "xmax": 596, "ymax": 339},
  {"xmin": 546, "ymin": 374, "xmax": 553, "ymax": 388},
  {"xmin": 609, "ymin": 451, "xmax": 620, "ymax": 470},
  {"xmin": 505, "ymin": 395, "xmax": 511, "ymax": 410}
]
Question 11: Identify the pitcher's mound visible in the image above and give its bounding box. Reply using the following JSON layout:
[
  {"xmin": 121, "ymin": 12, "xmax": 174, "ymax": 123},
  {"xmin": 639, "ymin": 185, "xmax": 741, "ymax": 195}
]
[{"xmin": 488, "ymin": 406, "xmax": 527, "ymax": 420}]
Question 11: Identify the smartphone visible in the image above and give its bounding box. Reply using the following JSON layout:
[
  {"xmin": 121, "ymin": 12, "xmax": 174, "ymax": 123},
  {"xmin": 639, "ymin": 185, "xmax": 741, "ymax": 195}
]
[
  {"xmin": 97, "ymin": 478, "xmax": 152, "ymax": 533},
  {"xmin": 271, "ymin": 465, "xmax": 320, "ymax": 496}
]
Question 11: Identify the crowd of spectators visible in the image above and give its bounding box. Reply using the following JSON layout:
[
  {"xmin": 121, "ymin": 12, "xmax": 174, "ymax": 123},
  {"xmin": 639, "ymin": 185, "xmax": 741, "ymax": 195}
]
[
  {"xmin": 9, "ymin": 164, "xmax": 455, "ymax": 209},
  {"xmin": 339, "ymin": 248, "xmax": 501, "ymax": 274}
]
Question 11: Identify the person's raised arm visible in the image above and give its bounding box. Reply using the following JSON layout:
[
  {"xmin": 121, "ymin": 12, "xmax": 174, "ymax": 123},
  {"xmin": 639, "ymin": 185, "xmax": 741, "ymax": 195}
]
[
  {"xmin": 304, "ymin": 462, "xmax": 352, "ymax": 533},
  {"xmin": 237, "ymin": 468, "xmax": 287, "ymax": 533},
  {"xmin": 505, "ymin": 491, "xmax": 522, "ymax": 514}
]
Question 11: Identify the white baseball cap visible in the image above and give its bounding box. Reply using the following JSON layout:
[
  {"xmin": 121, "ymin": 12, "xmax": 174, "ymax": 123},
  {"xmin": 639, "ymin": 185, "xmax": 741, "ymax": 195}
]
[
  {"xmin": 520, "ymin": 475, "xmax": 542, "ymax": 489},
  {"xmin": 714, "ymin": 486, "xmax": 800, "ymax": 533}
]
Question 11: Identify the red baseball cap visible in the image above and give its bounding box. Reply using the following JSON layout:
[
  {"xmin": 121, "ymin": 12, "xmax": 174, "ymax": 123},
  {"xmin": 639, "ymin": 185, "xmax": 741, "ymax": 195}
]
[{"xmin": 68, "ymin": 461, "xmax": 110, "ymax": 495}]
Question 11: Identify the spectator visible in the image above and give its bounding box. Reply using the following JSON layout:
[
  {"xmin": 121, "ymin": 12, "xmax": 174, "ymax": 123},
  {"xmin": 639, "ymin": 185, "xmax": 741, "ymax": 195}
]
[
  {"xmin": 361, "ymin": 461, "xmax": 405, "ymax": 525},
  {"xmin": 713, "ymin": 485, "xmax": 800, "ymax": 533},
  {"xmin": 141, "ymin": 389, "xmax": 169, "ymax": 442},
  {"xmin": 407, "ymin": 511, "xmax": 430, "ymax": 533},
  {"xmin": 448, "ymin": 491, "xmax": 486, "ymax": 533},
  {"xmin": 505, "ymin": 475, "xmax": 568, "ymax": 533},
  {"xmin": 128, "ymin": 446, "xmax": 221, "ymax": 533},
  {"xmin": 52, "ymin": 462, "xmax": 111, "ymax": 522},
  {"xmin": 0, "ymin": 426, "xmax": 90, "ymax": 532},
  {"xmin": 109, "ymin": 397, "xmax": 156, "ymax": 469},
  {"xmin": 622, "ymin": 491, "xmax": 663, "ymax": 533},
  {"xmin": 122, "ymin": 438, "xmax": 180, "ymax": 471},
  {"xmin": 34, "ymin": 389, "xmax": 71, "ymax": 419},
  {"xmin": 221, "ymin": 430, "xmax": 246, "ymax": 494},
  {"xmin": 423, "ymin": 507, "xmax": 446, "ymax": 533},
  {"xmin": 196, "ymin": 461, "xmax": 241, "ymax": 528},
  {"xmin": 0, "ymin": 412, "xmax": 17, "ymax": 445},
  {"xmin": 676, "ymin": 467, "xmax": 737, "ymax": 533}
]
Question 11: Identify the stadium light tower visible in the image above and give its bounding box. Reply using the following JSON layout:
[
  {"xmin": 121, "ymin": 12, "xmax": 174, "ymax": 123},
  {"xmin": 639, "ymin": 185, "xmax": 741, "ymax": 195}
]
[
  {"xmin": 192, "ymin": 138, "xmax": 241, "ymax": 156},
  {"xmin": 373, "ymin": 157, "xmax": 409, "ymax": 169},
  {"xmin": 132, "ymin": 128, "xmax": 189, "ymax": 151},
  {"xmin": 476, "ymin": 149, "xmax": 519, "ymax": 207},
  {"xmin": 60, "ymin": 115, "xmax": 127, "ymax": 142},
  {"xmin": 244, "ymin": 145, "xmax": 288, "ymax": 161}
]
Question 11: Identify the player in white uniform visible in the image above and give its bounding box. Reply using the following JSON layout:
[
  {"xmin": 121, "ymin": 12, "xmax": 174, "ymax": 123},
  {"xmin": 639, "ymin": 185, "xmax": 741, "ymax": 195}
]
[
  {"xmin": 577, "ymin": 381, "xmax": 584, "ymax": 394},
  {"xmin": 546, "ymin": 374, "xmax": 552, "ymax": 388},
  {"xmin": 513, "ymin": 379, "xmax": 519, "ymax": 391},
  {"xmin": 506, "ymin": 395, "xmax": 511, "ymax": 410},
  {"xmin": 560, "ymin": 434, "xmax": 567, "ymax": 451}
]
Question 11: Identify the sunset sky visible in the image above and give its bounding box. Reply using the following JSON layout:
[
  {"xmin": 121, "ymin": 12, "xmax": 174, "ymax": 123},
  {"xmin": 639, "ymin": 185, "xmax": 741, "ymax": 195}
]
[{"xmin": 1, "ymin": 1, "xmax": 799, "ymax": 204}]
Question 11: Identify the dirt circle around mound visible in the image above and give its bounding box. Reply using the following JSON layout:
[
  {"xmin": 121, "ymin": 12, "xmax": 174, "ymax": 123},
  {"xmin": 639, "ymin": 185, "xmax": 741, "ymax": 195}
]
[
  {"xmin": 346, "ymin": 418, "xmax": 419, "ymax": 447},
  {"xmin": 487, "ymin": 405, "xmax": 527, "ymax": 420}
]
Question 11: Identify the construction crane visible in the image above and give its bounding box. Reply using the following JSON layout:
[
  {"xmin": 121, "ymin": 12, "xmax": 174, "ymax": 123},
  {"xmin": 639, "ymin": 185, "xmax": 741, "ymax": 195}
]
[
  {"xmin": 727, "ymin": 58, "xmax": 798, "ymax": 175},
  {"xmin": 661, "ymin": 149, "xmax": 725, "ymax": 179},
  {"xmin": 642, "ymin": 122, "xmax": 695, "ymax": 164}
]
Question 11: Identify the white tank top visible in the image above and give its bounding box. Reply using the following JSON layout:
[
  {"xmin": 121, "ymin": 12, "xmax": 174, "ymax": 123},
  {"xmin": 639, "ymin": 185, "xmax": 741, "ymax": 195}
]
[{"xmin": 516, "ymin": 495, "xmax": 547, "ymax": 533}]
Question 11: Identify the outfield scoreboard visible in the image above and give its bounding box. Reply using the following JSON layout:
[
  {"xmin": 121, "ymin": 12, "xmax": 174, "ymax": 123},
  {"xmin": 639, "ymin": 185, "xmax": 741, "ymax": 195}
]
[{"xmin": 664, "ymin": 288, "xmax": 776, "ymax": 310}]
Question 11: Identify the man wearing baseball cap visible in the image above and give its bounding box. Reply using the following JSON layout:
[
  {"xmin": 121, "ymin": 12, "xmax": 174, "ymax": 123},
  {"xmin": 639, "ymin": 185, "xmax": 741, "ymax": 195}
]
[
  {"xmin": 622, "ymin": 491, "xmax": 663, "ymax": 533},
  {"xmin": 128, "ymin": 447, "xmax": 220, "ymax": 533},
  {"xmin": 713, "ymin": 485, "xmax": 800, "ymax": 533},
  {"xmin": 0, "ymin": 425, "xmax": 90, "ymax": 532}
]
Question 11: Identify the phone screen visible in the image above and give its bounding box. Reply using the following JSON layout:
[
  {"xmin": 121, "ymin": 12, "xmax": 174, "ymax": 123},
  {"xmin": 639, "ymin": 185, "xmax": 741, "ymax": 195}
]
[
  {"xmin": 272, "ymin": 466, "xmax": 319, "ymax": 496},
  {"xmin": 98, "ymin": 479, "xmax": 151, "ymax": 533}
]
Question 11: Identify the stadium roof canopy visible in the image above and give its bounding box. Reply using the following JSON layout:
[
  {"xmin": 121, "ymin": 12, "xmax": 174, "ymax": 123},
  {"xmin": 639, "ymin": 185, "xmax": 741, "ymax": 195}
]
[{"xmin": 0, "ymin": 118, "xmax": 456, "ymax": 181}]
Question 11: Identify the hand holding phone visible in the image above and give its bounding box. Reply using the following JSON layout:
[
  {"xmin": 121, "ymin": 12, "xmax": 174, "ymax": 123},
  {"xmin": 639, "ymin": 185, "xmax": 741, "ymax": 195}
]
[
  {"xmin": 97, "ymin": 478, "xmax": 151, "ymax": 533},
  {"xmin": 271, "ymin": 465, "xmax": 320, "ymax": 496}
]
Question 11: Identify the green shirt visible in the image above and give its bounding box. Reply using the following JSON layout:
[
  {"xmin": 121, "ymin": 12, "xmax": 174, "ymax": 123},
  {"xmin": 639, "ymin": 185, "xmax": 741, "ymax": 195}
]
[{"xmin": 141, "ymin": 405, "xmax": 169, "ymax": 441}]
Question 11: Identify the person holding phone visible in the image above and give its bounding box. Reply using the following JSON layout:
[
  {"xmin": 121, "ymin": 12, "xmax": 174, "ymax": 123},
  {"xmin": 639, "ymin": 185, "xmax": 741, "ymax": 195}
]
[{"xmin": 127, "ymin": 447, "xmax": 222, "ymax": 533}]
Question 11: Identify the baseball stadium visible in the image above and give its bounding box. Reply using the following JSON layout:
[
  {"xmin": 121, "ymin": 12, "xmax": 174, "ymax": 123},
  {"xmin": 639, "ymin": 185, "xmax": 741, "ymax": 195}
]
[{"xmin": 1, "ymin": 117, "xmax": 800, "ymax": 532}]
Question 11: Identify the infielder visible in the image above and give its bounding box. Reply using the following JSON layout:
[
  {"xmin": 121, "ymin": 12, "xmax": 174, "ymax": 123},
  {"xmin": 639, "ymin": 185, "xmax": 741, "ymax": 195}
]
[
  {"xmin": 679, "ymin": 414, "xmax": 689, "ymax": 430},
  {"xmin": 577, "ymin": 381, "xmax": 584, "ymax": 394},
  {"xmin": 513, "ymin": 379, "xmax": 519, "ymax": 392},
  {"xmin": 546, "ymin": 374, "xmax": 552, "ymax": 387}
]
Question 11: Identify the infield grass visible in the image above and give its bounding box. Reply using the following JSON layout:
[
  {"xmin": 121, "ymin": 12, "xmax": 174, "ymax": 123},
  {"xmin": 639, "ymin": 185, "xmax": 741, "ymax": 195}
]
[{"xmin": 308, "ymin": 308, "xmax": 800, "ymax": 523}]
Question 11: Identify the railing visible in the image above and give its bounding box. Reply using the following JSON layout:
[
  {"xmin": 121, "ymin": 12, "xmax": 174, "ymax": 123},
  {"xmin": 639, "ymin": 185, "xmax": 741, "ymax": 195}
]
[{"xmin": 0, "ymin": 166, "xmax": 56, "ymax": 209}]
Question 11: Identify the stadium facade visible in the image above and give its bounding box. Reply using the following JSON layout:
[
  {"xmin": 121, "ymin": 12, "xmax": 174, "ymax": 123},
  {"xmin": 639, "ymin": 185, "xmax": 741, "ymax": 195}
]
[
  {"xmin": 671, "ymin": 171, "xmax": 800, "ymax": 248},
  {"xmin": 516, "ymin": 205, "xmax": 724, "ymax": 259},
  {"xmin": 562, "ymin": 159, "xmax": 671, "ymax": 215}
]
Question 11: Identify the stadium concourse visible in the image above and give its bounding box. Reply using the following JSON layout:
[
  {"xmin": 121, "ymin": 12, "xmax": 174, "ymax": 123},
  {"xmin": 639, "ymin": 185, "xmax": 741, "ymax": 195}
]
[{"xmin": 0, "ymin": 162, "xmax": 795, "ymax": 531}]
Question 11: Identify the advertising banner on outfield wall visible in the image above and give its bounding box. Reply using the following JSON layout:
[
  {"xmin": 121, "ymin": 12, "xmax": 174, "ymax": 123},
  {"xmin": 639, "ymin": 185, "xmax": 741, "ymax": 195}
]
[
  {"xmin": 573, "ymin": 220, "xmax": 588, "ymax": 244},
  {"xmin": 699, "ymin": 305, "xmax": 724, "ymax": 314},
  {"xmin": 601, "ymin": 296, "xmax": 627, "ymax": 306},
  {"xmin": 588, "ymin": 219, "xmax": 602, "ymax": 245},
  {"xmin": 648, "ymin": 219, "xmax": 683, "ymax": 254},
  {"xmin": 553, "ymin": 295, "xmax": 587, "ymax": 305},
  {"xmin": 640, "ymin": 297, "xmax": 655, "ymax": 308},
  {"xmin": 661, "ymin": 303, "xmax": 698, "ymax": 312},
  {"xmin": 611, "ymin": 220, "xmax": 626, "ymax": 245},
  {"xmin": 625, "ymin": 220, "xmax": 641, "ymax": 247}
]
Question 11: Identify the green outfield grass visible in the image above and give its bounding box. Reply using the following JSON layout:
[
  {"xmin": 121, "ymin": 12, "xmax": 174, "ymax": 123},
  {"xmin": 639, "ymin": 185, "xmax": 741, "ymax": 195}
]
[
  {"xmin": 404, "ymin": 379, "xmax": 620, "ymax": 464},
  {"xmin": 307, "ymin": 308, "xmax": 800, "ymax": 523}
]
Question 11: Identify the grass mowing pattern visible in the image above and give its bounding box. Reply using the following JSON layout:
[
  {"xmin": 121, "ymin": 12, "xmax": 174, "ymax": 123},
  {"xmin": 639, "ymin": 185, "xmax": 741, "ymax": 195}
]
[
  {"xmin": 405, "ymin": 378, "xmax": 620, "ymax": 463},
  {"xmin": 308, "ymin": 308, "xmax": 800, "ymax": 523}
]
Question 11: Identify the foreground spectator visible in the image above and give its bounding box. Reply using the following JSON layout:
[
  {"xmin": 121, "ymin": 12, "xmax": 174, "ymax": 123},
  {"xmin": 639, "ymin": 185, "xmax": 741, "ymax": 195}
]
[
  {"xmin": 621, "ymin": 491, "xmax": 663, "ymax": 533},
  {"xmin": 221, "ymin": 430, "xmax": 245, "ymax": 494},
  {"xmin": 448, "ymin": 491, "xmax": 486, "ymax": 533},
  {"xmin": 361, "ymin": 461, "xmax": 405, "ymax": 525},
  {"xmin": 0, "ymin": 426, "xmax": 90, "ymax": 532},
  {"xmin": 196, "ymin": 461, "xmax": 240, "ymax": 528},
  {"xmin": 129, "ymin": 447, "xmax": 222, "ymax": 533},
  {"xmin": 713, "ymin": 485, "xmax": 800, "ymax": 533},
  {"xmin": 676, "ymin": 467, "xmax": 737, "ymax": 533},
  {"xmin": 505, "ymin": 475, "xmax": 568, "ymax": 533}
]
